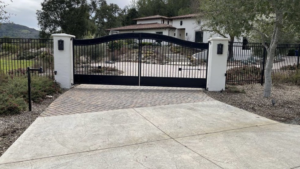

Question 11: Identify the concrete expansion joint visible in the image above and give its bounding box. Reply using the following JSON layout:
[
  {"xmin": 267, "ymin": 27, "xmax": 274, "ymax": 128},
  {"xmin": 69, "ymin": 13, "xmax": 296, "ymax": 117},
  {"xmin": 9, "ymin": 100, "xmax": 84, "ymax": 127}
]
[
  {"xmin": 175, "ymin": 122, "xmax": 279, "ymax": 140},
  {"xmin": 132, "ymin": 108, "xmax": 224, "ymax": 169},
  {"xmin": 0, "ymin": 138, "xmax": 172, "ymax": 166}
]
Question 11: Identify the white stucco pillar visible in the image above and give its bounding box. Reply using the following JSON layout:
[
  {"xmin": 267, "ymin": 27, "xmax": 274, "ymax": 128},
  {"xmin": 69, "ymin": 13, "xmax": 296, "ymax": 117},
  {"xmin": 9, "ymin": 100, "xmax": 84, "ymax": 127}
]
[
  {"xmin": 206, "ymin": 37, "xmax": 229, "ymax": 91},
  {"xmin": 52, "ymin": 33, "xmax": 75, "ymax": 89}
]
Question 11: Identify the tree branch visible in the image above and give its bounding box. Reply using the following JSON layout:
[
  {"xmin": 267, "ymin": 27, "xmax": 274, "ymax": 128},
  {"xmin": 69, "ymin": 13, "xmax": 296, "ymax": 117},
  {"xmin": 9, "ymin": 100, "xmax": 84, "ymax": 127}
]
[
  {"xmin": 200, "ymin": 26, "xmax": 227, "ymax": 38},
  {"xmin": 252, "ymin": 27, "xmax": 269, "ymax": 51}
]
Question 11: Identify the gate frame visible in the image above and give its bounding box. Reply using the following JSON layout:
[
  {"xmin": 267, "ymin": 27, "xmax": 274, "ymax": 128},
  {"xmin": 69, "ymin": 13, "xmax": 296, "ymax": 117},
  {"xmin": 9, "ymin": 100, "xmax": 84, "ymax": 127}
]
[{"xmin": 73, "ymin": 33, "xmax": 209, "ymax": 88}]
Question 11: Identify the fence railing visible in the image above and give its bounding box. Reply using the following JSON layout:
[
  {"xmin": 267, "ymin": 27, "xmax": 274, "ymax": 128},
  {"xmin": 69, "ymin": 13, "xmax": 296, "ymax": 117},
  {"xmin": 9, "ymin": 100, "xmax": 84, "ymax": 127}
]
[
  {"xmin": 0, "ymin": 38, "xmax": 54, "ymax": 78},
  {"xmin": 226, "ymin": 42, "xmax": 300, "ymax": 85}
]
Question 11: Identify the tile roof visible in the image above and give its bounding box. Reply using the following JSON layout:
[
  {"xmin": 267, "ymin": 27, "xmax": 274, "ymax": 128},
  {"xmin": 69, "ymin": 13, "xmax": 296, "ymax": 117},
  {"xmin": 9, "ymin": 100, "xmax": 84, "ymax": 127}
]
[
  {"xmin": 133, "ymin": 15, "xmax": 169, "ymax": 21},
  {"xmin": 108, "ymin": 23, "xmax": 176, "ymax": 31},
  {"xmin": 169, "ymin": 14, "xmax": 199, "ymax": 19}
]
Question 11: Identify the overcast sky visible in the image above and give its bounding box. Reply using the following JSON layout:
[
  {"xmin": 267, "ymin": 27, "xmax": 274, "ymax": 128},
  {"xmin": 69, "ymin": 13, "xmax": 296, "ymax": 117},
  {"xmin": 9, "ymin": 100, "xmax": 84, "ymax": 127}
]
[{"xmin": 3, "ymin": 0, "xmax": 132, "ymax": 30}]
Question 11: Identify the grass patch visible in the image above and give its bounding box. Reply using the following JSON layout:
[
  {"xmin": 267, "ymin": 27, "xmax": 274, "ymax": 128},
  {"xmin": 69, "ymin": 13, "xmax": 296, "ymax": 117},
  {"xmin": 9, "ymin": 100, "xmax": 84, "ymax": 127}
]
[{"xmin": 0, "ymin": 59, "xmax": 34, "ymax": 72}]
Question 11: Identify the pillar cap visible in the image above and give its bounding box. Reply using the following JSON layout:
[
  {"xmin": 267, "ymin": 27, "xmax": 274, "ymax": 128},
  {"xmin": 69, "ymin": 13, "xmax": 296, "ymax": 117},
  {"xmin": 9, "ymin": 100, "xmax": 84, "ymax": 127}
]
[
  {"xmin": 51, "ymin": 33, "xmax": 76, "ymax": 38},
  {"xmin": 208, "ymin": 37, "xmax": 230, "ymax": 42}
]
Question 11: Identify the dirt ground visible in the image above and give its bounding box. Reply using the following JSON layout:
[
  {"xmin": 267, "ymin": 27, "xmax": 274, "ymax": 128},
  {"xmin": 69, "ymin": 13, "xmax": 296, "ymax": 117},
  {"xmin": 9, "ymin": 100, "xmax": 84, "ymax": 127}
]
[
  {"xmin": 206, "ymin": 84, "xmax": 300, "ymax": 125},
  {"xmin": 0, "ymin": 94, "xmax": 62, "ymax": 157}
]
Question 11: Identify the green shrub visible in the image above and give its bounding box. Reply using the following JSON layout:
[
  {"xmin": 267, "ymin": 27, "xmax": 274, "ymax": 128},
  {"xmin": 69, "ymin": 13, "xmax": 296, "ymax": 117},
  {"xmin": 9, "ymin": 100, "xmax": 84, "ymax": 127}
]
[
  {"xmin": 0, "ymin": 93, "xmax": 27, "ymax": 115},
  {"xmin": 0, "ymin": 76, "xmax": 61, "ymax": 115},
  {"xmin": 273, "ymin": 70, "xmax": 300, "ymax": 85},
  {"xmin": 226, "ymin": 66, "xmax": 261, "ymax": 85},
  {"xmin": 280, "ymin": 64, "xmax": 298, "ymax": 70},
  {"xmin": 75, "ymin": 43, "xmax": 107, "ymax": 61},
  {"xmin": 108, "ymin": 41, "xmax": 123, "ymax": 50},
  {"xmin": 2, "ymin": 43, "xmax": 19, "ymax": 52},
  {"xmin": 34, "ymin": 52, "xmax": 54, "ymax": 70},
  {"xmin": 0, "ymin": 37, "xmax": 12, "ymax": 43},
  {"xmin": 126, "ymin": 39, "xmax": 134, "ymax": 44},
  {"xmin": 141, "ymin": 42, "xmax": 153, "ymax": 46},
  {"xmin": 17, "ymin": 51, "xmax": 38, "ymax": 60}
]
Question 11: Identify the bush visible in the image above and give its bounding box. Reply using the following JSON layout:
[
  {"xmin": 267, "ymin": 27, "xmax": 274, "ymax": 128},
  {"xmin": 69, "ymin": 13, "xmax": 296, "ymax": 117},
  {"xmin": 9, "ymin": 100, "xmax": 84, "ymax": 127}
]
[
  {"xmin": 0, "ymin": 37, "xmax": 12, "ymax": 43},
  {"xmin": 0, "ymin": 75, "xmax": 61, "ymax": 115},
  {"xmin": 17, "ymin": 51, "xmax": 38, "ymax": 60},
  {"xmin": 141, "ymin": 42, "xmax": 153, "ymax": 46},
  {"xmin": 226, "ymin": 66, "xmax": 261, "ymax": 85},
  {"xmin": 75, "ymin": 43, "xmax": 107, "ymax": 61},
  {"xmin": 126, "ymin": 39, "xmax": 134, "ymax": 44},
  {"xmin": 108, "ymin": 41, "xmax": 123, "ymax": 50},
  {"xmin": 2, "ymin": 43, "xmax": 19, "ymax": 52},
  {"xmin": 280, "ymin": 64, "xmax": 298, "ymax": 70},
  {"xmin": 0, "ymin": 93, "xmax": 27, "ymax": 115},
  {"xmin": 34, "ymin": 52, "xmax": 54, "ymax": 70},
  {"xmin": 273, "ymin": 70, "xmax": 300, "ymax": 85}
]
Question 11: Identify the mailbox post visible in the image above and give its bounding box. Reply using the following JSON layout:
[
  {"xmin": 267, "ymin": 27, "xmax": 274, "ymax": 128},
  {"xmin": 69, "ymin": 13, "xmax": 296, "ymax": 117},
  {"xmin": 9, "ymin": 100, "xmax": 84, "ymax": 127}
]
[{"xmin": 27, "ymin": 67, "xmax": 43, "ymax": 111}]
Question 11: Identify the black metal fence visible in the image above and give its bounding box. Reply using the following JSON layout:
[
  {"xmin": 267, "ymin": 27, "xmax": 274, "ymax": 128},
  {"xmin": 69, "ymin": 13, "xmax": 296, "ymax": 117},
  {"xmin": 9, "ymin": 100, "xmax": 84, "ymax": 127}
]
[
  {"xmin": 226, "ymin": 42, "xmax": 300, "ymax": 85},
  {"xmin": 0, "ymin": 38, "xmax": 54, "ymax": 78}
]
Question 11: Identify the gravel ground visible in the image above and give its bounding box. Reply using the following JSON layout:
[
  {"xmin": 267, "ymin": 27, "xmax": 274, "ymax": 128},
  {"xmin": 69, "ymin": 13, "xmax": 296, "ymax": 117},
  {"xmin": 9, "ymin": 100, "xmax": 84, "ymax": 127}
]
[
  {"xmin": 206, "ymin": 84, "xmax": 300, "ymax": 125},
  {"xmin": 0, "ymin": 93, "xmax": 62, "ymax": 157}
]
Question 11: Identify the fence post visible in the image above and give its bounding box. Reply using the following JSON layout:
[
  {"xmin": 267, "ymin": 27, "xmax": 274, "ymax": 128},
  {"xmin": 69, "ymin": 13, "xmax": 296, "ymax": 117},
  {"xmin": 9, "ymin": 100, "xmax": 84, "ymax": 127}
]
[
  {"xmin": 52, "ymin": 33, "xmax": 76, "ymax": 89},
  {"xmin": 261, "ymin": 46, "xmax": 267, "ymax": 86},
  {"xmin": 206, "ymin": 37, "xmax": 229, "ymax": 91}
]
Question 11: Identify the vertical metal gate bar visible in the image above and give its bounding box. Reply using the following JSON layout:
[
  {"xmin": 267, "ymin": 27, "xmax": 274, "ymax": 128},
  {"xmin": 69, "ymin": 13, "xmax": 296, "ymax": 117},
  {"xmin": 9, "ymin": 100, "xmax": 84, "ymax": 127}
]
[{"xmin": 138, "ymin": 34, "xmax": 142, "ymax": 86}]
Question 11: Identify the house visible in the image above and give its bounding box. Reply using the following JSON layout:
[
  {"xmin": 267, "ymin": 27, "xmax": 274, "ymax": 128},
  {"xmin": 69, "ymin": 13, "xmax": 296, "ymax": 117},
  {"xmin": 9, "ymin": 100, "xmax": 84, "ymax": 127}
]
[{"xmin": 108, "ymin": 14, "xmax": 241, "ymax": 43}]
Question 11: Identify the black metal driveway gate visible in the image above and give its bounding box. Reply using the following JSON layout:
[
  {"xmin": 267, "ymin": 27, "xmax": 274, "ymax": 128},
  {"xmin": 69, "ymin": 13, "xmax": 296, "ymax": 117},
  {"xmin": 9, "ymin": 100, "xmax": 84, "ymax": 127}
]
[{"xmin": 73, "ymin": 33, "xmax": 209, "ymax": 88}]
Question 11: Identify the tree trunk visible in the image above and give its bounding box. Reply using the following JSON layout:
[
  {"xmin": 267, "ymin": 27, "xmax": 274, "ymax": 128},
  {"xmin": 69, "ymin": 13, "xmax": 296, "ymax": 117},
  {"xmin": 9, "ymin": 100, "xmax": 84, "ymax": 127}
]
[
  {"xmin": 264, "ymin": 45, "xmax": 276, "ymax": 97},
  {"xmin": 227, "ymin": 36, "xmax": 234, "ymax": 61},
  {"xmin": 263, "ymin": 10, "xmax": 283, "ymax": 98}
]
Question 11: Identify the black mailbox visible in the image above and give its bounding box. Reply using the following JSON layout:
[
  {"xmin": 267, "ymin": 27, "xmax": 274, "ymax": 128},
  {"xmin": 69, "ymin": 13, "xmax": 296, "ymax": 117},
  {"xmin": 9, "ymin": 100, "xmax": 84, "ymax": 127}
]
[
  {"xmin": 58, "ymin": 40, "xmax": 64, "ymax": 50},
  {"xmin": 217, "ymin": 43, "xmax": 223, "ymax": 55}
]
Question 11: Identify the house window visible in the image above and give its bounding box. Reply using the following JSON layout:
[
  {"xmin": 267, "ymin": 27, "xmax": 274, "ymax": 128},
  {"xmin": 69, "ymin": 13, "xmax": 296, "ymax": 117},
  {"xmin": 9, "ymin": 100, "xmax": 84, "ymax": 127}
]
[
  {"xmin": 180, "ymin": 21, "xmax": 183, "ymax": 26},
  {"xmin": 163, "ymin": 20, "xmax": 165, "ymax": 24},
  {"xmin": 180, "ymin": 33, "xmax": 181, "ymax": 37},
  {"xmin": 186, "ymin": 33, "xmax": 188, "ymax": 36},
  {"xmin": 195, "ymin": 31, "xmax": 203, "ymax": 43},
  {"xmin": 174, "ymin": 33, "xmax": 176, "ymax": 36},
  {"xmin": 168, "ymin": 21, "xmax": 169, "ymax": 25}
]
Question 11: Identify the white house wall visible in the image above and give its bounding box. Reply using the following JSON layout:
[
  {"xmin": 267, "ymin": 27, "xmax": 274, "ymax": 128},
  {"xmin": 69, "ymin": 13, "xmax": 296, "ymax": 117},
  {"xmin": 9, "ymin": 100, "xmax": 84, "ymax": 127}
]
[
  {"xmin": 118, "ymin": 29, "xmax": 172, "ymax": 45},
  {"xmin": 172, "ymin": 18, "xmax": 201, "ymax": 42},
  {"xmin": 137, "ymin": 19, "xmax": 163, "ymax": 24},
  {"xmin": 112, "ymin": 17, "xmax": 243, "ymax": 43}
]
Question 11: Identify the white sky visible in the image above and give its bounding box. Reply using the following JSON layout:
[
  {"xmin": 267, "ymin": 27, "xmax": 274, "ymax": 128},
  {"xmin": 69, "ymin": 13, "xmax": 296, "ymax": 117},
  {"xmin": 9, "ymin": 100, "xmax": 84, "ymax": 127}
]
[{"xmin": 3, "ymin": 0, "xmax": 132, "ymax": 30}]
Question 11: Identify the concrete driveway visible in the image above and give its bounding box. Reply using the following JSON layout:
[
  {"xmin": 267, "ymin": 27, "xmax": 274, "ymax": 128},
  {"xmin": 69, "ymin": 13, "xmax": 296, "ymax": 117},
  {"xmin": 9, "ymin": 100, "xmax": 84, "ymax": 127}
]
[{"xmin": 0, "ymin": 85, "xmax": 300, "ymax": 169}]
